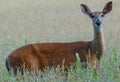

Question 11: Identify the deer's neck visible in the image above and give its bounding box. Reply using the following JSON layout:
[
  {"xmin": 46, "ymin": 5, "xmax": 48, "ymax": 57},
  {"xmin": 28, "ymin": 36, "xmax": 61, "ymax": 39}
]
[{"xmin": 92, "ymin": 26, "xmax": 105, "ymax": 60}]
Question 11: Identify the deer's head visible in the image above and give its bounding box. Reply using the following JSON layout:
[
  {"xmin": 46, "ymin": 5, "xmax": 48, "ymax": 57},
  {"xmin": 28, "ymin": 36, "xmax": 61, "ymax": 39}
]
[{"xmin": 80, "ymin": 1, "xmax": 112, "ymax": 32}]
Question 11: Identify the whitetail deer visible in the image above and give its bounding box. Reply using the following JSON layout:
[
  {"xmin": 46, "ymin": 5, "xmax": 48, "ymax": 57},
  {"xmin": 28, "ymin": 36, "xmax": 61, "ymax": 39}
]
[{"xmin": 6, "ymin": 1, "xmax": 112, "ymax": 75}]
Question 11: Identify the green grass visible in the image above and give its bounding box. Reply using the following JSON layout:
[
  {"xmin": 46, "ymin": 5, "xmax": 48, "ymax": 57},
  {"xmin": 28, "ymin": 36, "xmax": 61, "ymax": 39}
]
[
  {"xmin": 1, "ymin": 49, "xmax": 120, "ymax": 82},
  {"xmin": 0, "ymin": 0, "xmax": 120, "ymax": 82}
]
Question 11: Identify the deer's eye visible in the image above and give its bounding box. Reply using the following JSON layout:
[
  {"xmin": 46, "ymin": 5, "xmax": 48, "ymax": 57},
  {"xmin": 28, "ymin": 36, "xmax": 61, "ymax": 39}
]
[
  {"xmin": 101, "ymin": 14, "xmax": 104, "ymax": 17},
  {"xmin": 90, "ymin": 14, "xmax": 95, "ymax": 18},
  {"xmin": 91, "ymin": 15, "xmax": 95, "ymax": 18}
]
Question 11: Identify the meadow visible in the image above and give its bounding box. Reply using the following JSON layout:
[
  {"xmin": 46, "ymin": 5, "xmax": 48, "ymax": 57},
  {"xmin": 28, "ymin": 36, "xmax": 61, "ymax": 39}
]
[{"xmin": 0, "ymin": 0, "xmax": 120, "ymax": 82}]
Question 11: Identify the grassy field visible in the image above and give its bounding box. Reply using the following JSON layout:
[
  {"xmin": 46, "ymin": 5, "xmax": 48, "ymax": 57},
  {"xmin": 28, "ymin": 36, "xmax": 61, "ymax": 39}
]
[{"xmin": 0, "ymin": 0, "xmax": 120, "ymax": 82}]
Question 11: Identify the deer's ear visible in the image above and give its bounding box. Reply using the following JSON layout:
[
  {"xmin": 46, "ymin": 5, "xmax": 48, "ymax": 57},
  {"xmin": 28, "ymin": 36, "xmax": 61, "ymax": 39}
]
[
  {"xmin": 80, "ymin": 4, "xmax": 92, "ymax": 15},
  {"xmin": 102, "ymin": 1, "xmax": 112, "ymax": 14}
]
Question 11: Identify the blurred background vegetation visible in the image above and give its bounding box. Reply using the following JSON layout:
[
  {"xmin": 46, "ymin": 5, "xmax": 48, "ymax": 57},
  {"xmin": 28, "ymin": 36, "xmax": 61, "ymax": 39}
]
[{"xmin": 0, "ymin": 0, "xmax": 120, "ymax": 82}]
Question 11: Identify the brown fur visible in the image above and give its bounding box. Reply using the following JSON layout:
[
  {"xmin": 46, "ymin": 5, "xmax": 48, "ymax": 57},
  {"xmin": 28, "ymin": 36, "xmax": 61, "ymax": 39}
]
[{"xmin": 6, "ymin": 42, "xmax": 92, "ymax": 74}]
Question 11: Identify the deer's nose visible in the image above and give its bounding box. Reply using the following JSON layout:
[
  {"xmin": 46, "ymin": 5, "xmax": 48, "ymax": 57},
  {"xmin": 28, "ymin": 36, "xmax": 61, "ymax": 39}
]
[{"xmin": 96, "ymin": 22, "xmax": 101, "ymax": 26}]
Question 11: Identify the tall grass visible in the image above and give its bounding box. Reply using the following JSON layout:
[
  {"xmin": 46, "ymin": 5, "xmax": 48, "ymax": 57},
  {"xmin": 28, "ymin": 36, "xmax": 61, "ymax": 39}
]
[{"xmin": 1, "ymin": 46, "xmax": 120, "ymax": 82}]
